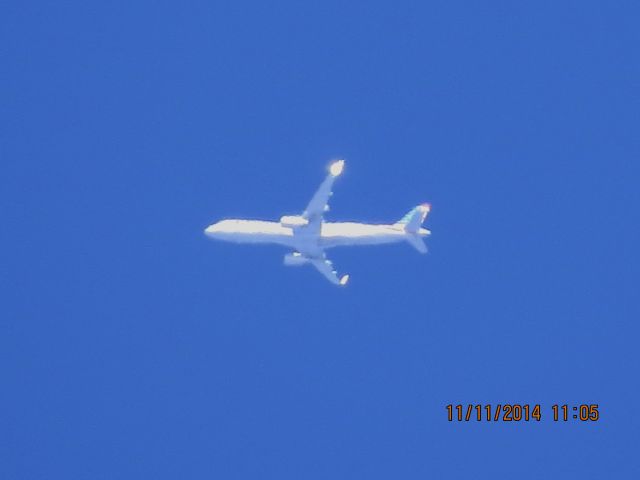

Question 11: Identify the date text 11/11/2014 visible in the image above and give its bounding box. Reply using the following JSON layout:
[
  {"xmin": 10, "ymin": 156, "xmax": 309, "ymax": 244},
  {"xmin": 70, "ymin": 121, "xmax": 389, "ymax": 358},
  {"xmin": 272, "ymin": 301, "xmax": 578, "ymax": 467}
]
[{"xmin": 446, "ymin": 404, "xmax": 600, "ymax": 422}]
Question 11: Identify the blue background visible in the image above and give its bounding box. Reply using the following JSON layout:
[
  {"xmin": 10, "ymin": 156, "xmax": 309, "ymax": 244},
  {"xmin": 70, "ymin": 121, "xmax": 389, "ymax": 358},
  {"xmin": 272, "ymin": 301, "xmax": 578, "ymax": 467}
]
[{"xmin": 2, "ymin": 1, "xmax": 639, "ymax": 478}]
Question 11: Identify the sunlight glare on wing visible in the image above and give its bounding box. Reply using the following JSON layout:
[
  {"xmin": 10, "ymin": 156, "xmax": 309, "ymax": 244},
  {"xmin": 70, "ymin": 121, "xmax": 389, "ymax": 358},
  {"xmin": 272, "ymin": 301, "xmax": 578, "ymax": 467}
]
[{"xmin": 329, "ymin": 159, "xmax": 345, "ymax": 177}]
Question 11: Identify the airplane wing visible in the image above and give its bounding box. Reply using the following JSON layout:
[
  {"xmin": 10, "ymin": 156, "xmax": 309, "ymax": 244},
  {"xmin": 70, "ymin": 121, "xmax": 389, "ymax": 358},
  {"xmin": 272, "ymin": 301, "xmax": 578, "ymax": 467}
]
[
  {"xmin": 297, "ymin": 160, "xmax": 349, "ymax": 285},
  {"xmin": 310, "ymin": 256, "xmax": 349, "ymax": 286},
  {"xmin": 302, "ymin": 160, "xmax": 345, "ymax": 233}
]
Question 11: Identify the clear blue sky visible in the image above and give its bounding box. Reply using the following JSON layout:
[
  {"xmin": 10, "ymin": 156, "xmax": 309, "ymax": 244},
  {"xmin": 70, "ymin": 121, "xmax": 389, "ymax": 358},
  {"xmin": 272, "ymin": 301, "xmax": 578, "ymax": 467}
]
[{"xmin": 2, "ymin": 1, "xmax": 639, "ymax": 478}]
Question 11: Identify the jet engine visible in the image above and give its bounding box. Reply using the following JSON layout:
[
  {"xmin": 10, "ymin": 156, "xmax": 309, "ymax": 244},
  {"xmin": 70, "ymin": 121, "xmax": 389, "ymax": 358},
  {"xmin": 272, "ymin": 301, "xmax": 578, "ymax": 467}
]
[
  {"xmin": 280, "ymin": 215, "xmax": 309, "ymax": 228},
  {"xmin": 284, "ymin": 252, "xmax": 309, "ymax": 266}
]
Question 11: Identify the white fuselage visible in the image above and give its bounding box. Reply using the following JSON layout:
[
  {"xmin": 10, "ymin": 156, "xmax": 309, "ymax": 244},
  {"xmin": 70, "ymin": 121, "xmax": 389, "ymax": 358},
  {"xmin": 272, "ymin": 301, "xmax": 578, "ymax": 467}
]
[{"xmin": 205, "ymin": 219, "xmax": 430, "ymax": 258}]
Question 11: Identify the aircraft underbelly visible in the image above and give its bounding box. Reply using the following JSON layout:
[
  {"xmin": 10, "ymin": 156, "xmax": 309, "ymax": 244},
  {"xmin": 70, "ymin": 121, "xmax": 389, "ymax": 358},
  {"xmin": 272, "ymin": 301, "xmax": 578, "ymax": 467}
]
[
  {"xmin": 220, "ymin": 233, "xmax": 293, "ymax": 245},
  {"xmin": 213, "ymin": 221, "xmax": 295, "ymax": 247},
  {"xmin": 319, "ymin": 223, "xmax": 403, "ymax": 248},
  {"xmin": 321, "ymin": 235, "xmax": 402, "ymax": 248}
]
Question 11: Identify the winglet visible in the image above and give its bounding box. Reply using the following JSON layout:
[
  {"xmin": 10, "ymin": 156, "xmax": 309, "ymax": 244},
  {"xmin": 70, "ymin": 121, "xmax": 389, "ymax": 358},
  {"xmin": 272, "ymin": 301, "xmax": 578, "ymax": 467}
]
[
  {"xmin": 339, "ymin": 274, "xmax": 350, "ymax": 286},
  {"xmin": 329, "ymin": 159, "xmax": 345, "ymax": 177}
]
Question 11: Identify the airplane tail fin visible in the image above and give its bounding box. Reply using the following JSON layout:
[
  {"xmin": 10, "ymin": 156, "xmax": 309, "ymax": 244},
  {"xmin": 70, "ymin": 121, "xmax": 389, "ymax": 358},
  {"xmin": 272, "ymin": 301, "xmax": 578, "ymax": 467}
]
[{"xmin": 396, "ymin": 203, "xmax": 431, "ymax": 233}]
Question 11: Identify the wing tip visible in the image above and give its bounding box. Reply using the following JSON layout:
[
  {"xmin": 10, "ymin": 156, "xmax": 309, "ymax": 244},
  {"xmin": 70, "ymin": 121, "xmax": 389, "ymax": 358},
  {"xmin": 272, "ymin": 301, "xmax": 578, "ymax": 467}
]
[
  {"xmin": 339, "ymin": 274, "xmax": 350, "ymax": 286},
  {"xmin": 329, "ymin": 159, "xmax": 345, "ymax": 177}
]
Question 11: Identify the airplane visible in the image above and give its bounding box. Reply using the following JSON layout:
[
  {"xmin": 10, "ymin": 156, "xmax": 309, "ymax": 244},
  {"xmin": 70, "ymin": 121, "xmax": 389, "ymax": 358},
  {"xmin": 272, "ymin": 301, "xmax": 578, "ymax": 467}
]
[{"xmin": 204, "ymin": 160, "xmax": 431, "ymax": 286}]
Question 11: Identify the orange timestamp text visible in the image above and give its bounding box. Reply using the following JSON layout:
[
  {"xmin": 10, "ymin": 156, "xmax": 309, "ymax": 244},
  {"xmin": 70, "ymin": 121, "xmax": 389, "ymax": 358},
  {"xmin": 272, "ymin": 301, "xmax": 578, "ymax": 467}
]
[{"xmin": 446, "ymin": 404, "xmax": 600, "ymax": 422}]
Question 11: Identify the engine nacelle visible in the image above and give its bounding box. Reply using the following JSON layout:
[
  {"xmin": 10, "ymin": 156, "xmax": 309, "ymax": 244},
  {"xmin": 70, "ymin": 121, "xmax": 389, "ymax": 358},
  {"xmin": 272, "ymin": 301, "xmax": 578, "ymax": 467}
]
[
  {"xmin": 280, "ymin": 215, "xmax": 309, "ymax": 228},
  {"xmin": 284, "ymin": 252, "xmax": 309, "ymax": 267}
]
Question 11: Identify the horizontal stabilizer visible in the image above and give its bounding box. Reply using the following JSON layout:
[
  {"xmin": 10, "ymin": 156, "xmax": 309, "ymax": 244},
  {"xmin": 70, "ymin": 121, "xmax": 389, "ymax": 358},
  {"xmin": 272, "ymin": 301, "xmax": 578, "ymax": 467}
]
[{"xmin": 406, "ymin": 234, "xmax": 428, "ymax": 254}]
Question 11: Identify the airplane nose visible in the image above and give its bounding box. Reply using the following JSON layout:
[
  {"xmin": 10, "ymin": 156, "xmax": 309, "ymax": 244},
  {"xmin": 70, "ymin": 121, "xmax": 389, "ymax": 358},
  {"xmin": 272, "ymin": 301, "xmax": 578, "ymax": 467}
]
[{"xmin": 205, "ymin": 223, "xmax": 219, "ymax": 235}]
